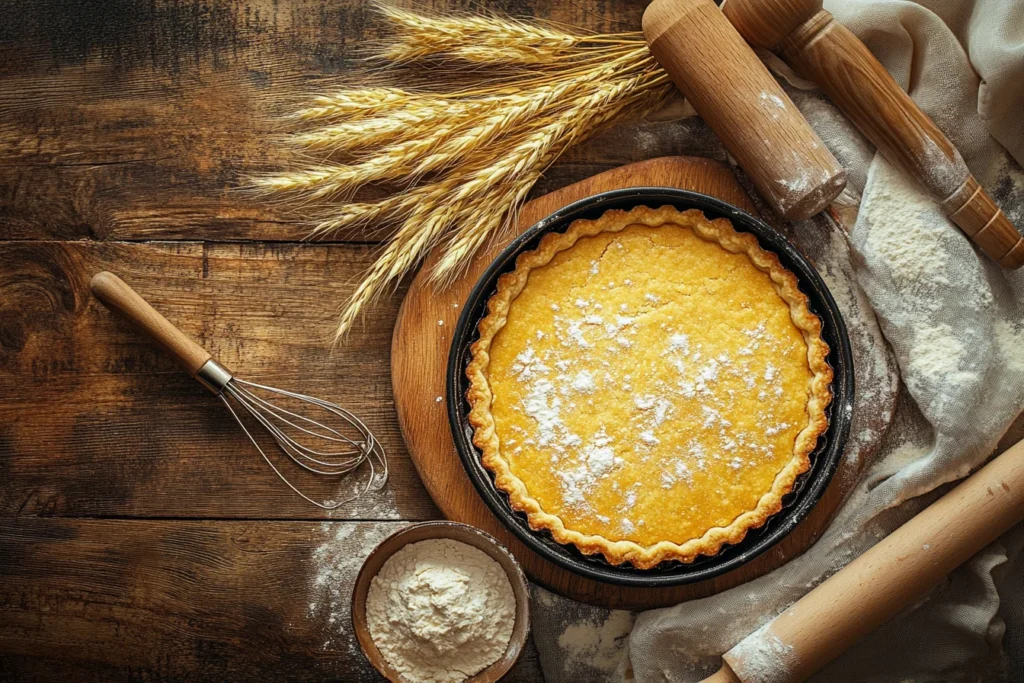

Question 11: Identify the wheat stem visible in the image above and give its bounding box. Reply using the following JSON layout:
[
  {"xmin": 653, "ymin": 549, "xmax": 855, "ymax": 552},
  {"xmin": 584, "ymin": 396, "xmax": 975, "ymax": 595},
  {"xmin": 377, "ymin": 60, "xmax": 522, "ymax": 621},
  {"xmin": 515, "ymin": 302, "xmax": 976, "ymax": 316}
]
[
  {"xmin": 287, "ymin": 88, "xmax": 411, "ymax": 122},
  {"xmin": 282, "ymin": 65, "xmax": 648, "ymax": 195},
  {"xmin": 332, "ymin": 73, "xmax": 671, "ymax": 331}
]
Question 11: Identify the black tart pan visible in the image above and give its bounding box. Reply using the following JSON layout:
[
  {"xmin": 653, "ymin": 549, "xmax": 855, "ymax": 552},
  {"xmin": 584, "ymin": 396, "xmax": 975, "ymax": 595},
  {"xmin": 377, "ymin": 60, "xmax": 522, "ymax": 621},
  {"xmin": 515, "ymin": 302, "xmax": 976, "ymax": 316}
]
[{"xmin": 446, "ymin": 187, "xmax": 854, "ymax": 587}]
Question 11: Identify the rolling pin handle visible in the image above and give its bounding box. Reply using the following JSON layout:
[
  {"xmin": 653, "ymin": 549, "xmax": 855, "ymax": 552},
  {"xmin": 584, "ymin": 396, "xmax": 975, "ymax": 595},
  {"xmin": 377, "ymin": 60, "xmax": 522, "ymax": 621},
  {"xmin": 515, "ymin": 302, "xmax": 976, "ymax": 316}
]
[
  {"xmin": 717, "ymin": 435, "xmax": 1024, "ymax": 683},
  {"xmin": 1000, "ymin": 238, "xmax": 1024, "ymax": 270},
  {"xmin": 942, "ymin": 176, "xmax": 1024, "ymax": 268}
]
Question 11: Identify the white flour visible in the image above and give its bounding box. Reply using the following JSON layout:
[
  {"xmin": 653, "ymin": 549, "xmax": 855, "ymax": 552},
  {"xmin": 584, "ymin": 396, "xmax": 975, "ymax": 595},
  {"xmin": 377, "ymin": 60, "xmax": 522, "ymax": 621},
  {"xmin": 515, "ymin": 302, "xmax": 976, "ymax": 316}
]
[
  {"xmin": 366, "ymin": 538, "xmax": 516, "ymax": 683},
  {"xmin": 859, "ymin": 161, "xmax": 953, "ymax": 297},
  {"xmin": 994, "ymin": 320, "xmax": 1024, "ymax": 375},
  {"xmin": 856, "ymin": 158, "xmax": 1000, "ymax": 423},
  {"xmin": 308, "ymin": 523, "xmax": 400, "ymax": 654},
  {"xmin": 556, "ymin": 609, "xmax": 635, "ymax": 676},
  {"xmin": 726, "ymin": 620, "xmax": 795, "ymax": 683},
  {"xmin": 906, "ymin": 324, "xmax": 976, "ymax": 396}
]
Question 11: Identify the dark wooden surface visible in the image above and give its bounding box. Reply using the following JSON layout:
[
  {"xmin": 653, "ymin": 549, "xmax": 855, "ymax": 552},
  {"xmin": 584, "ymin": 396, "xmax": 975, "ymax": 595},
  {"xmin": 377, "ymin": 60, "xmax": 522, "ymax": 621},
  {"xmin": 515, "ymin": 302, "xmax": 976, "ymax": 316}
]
[{"xmin": 0, "ymin": 0, "xmax": 735, "ymax": 680}]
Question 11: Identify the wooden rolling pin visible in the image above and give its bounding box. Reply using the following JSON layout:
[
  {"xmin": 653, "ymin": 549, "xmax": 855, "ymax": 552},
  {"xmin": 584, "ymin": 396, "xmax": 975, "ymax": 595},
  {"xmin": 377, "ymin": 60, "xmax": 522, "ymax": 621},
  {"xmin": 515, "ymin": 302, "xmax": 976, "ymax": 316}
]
[
  {"xmin": 700, "ymin": 435, "xmax": 1024, "ymax": 683},
  {"xmin": 643, "ymin": 0, "xmax": 846, "ymax": 221},
  {"xmin": 722, "ymin": 0, "xmax": 1024, "ymax": 268}
]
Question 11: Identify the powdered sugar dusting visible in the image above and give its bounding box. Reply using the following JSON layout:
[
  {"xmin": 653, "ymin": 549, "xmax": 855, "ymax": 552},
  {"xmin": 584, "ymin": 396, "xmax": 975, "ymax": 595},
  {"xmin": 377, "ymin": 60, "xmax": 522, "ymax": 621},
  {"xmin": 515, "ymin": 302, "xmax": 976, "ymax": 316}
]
[{"xmin": 490, "ymin": 228, "xmax": 810, "ymax": 539}]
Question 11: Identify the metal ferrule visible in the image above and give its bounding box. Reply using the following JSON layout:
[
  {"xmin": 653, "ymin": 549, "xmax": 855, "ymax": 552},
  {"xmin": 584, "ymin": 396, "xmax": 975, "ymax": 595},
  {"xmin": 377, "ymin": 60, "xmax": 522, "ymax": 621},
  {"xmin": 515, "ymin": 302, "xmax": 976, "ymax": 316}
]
[{"xmin": 195, "ymin": 359, "xmax": 233, "ymax": 395}]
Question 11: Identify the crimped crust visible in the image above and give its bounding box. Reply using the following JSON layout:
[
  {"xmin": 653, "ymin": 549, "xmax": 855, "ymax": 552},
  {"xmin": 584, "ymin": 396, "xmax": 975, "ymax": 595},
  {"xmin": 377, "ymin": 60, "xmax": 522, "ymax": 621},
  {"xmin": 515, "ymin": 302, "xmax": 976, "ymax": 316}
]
[{"xmin": 465, "ymin": 206, "xmax": 832, "ymax": 569}]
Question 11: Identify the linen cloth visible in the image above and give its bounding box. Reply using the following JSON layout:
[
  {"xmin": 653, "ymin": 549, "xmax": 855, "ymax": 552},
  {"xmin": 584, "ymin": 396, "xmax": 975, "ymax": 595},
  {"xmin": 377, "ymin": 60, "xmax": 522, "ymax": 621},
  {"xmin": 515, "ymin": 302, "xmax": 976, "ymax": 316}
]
[{"xmin": 532, "ymin": 1, "xmax": 1024, "ymax": 680}]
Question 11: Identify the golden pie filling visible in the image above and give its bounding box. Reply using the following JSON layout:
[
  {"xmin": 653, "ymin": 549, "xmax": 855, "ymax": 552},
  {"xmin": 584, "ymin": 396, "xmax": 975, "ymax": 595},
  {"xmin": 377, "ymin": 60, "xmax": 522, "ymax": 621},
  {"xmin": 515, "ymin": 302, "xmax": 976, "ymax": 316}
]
[{"xmin": 467, "ymin": 206, "xmax": 831, "ymax": 568}]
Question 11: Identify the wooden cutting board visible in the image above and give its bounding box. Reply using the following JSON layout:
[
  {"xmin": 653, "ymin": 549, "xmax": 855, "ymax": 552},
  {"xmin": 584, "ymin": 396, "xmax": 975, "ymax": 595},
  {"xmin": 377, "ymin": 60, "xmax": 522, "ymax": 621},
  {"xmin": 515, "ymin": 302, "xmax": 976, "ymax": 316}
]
[{"xmin": 391, "ymin": 156, "xmax": 854, "ymax": 609}]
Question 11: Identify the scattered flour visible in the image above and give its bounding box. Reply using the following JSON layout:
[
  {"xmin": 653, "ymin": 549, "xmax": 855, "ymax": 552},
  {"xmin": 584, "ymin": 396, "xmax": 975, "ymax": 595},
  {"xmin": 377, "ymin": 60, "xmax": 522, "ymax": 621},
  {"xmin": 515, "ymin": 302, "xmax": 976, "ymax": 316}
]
[
  {"xmin": 993, "ymin": 320, "xmax": 1024, "ymax": 375},
  {"xmin": 366, "ymin": 539, "xmax": 516, "ymax": 682},
  {"xmin": 906, "ymin": 324, "xmax": 973, "ymax": 387},
  {"xmin": 726, "ymin": 621, "xmax": 795, "ymax": 683},
  {"xmin": 557, "ymin": 610, "xmax": 635, "ymax": 676},
  {"xmin": 860, "ymin": 161, "xmax": 952, "ymax": 297},
  {"xmin": 308, "ymin": 523, "xmax": 403, "ymax": 654},
  {"xmin": 905, "ymin": 324, "xmax": 978, "ymax": 417}
]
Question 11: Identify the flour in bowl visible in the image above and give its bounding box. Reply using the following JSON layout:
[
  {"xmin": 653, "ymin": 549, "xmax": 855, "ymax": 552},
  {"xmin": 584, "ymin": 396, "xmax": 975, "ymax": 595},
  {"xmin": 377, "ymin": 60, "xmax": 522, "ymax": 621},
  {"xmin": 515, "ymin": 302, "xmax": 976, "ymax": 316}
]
[{"xmin": 366, "ymin": 538, "xmax": 516, "ymax": 682}]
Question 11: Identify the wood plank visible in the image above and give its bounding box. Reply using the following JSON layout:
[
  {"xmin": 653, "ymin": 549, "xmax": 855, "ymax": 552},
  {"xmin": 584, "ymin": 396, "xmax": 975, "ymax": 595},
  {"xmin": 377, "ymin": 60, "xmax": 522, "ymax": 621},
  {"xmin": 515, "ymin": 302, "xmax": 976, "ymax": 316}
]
[
  {"xmin": 0, "ymin": 518, "xmax": 543, "ymax": 681},
  {"xmin": 0, "ymin": 239, "xmax": 438, "ymax": 519},
  {"xmin": 0, "ymin": 0, "xmax": 673, "ymax": 243}
]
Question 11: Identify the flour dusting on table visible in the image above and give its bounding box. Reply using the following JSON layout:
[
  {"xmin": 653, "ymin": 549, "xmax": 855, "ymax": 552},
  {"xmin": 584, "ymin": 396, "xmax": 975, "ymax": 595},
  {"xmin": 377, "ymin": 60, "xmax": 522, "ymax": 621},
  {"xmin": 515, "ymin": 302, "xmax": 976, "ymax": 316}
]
[
  {"xmin": 308, "ymin": 523, "xmax": 403, "ymax": 653},
  {"xmin": 556, "ymin": 609, "xmax": 635, "ymax": 677}
]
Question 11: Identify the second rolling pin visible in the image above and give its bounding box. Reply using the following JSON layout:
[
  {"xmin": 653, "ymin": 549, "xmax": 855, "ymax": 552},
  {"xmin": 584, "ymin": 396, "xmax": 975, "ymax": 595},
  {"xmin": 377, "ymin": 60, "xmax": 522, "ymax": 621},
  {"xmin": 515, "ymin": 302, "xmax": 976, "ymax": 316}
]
[
  {"xmin": 701, "ymin": 434, "xmax": 1024, "ymax": 683},
  {"xmin": 723, "ymin": 0, "xmax": 1024, "ymax": 268}
]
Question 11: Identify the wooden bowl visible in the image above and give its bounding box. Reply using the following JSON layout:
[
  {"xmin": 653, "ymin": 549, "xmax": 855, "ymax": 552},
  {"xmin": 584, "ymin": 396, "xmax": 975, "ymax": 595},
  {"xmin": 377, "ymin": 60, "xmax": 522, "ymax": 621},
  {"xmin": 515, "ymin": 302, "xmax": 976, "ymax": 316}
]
[{"xmin": 351, "ymin": 521, "xmax": 531, "ymax": 682}]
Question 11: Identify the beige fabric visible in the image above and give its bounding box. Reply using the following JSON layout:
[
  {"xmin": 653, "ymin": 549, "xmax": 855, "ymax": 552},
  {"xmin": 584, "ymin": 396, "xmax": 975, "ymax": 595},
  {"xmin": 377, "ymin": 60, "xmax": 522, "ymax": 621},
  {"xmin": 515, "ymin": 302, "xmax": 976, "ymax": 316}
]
[{"xmin": 532, "ymin": 1, "xmax": 1024, "ymax": 681}]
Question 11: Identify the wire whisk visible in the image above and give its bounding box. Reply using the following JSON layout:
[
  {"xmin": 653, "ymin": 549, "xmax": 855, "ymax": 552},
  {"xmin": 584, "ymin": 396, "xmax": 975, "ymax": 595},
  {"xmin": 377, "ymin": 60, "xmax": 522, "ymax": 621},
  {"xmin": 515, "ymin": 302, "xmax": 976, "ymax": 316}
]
[{"xmin": 91, "ymin": 272, "xmax": 388, "ymax": 510}]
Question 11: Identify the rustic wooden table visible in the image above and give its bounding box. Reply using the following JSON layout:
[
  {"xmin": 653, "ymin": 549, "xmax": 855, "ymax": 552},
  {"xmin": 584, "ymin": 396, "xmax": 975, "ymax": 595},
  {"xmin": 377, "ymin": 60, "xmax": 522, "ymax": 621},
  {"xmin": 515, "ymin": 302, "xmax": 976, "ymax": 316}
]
[{"xmin": 0, "ymin": 0, "xmax": 732, "ymax": 680}]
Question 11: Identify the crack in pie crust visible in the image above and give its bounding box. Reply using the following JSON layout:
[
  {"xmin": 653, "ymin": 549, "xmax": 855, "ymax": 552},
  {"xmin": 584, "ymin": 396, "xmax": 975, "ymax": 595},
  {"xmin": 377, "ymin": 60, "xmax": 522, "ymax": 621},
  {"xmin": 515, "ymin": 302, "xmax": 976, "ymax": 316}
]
[{"xmin": 466, "ymin": 206, "xmax": 832, "ymax": 569}]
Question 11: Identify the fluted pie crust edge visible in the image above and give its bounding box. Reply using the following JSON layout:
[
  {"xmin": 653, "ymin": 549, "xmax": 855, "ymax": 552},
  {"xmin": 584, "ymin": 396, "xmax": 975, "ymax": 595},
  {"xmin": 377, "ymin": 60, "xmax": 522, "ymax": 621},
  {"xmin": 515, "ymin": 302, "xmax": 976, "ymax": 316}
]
[{"xmin": 465, "ymin": 205, "xmax": 832, "ymax": 569}]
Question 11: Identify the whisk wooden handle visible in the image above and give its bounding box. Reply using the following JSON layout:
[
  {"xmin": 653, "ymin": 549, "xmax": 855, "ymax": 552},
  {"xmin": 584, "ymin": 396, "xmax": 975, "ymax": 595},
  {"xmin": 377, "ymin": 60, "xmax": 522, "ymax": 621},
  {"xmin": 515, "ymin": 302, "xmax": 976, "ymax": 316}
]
[
  {"xmin": 722, "ymin": 0, "xmax": 1024, "ymax": 268},
  {"xmin": 707, "ymin": 435, "xmax": 1024, "ymax": 683},
  {"xmin": 90, "ymin": 272, "xmax": 212, "ymax": 377},
  {"xmin": 643, "ymin": 0, "xmax": 846, "ymax": 221}
]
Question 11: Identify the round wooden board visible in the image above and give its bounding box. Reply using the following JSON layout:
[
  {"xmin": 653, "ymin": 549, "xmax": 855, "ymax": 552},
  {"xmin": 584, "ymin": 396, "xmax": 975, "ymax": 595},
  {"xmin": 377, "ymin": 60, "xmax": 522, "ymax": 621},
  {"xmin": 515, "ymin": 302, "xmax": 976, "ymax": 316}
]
[{"xmin": 391, "ymin": 156, "xmax": 856, "ymax": 609}]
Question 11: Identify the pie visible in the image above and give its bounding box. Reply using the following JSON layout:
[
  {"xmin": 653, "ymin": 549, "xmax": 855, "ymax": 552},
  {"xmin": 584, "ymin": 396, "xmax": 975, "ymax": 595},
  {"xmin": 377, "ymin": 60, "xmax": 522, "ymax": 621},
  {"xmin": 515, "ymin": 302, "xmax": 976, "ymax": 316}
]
[{"xmin": 465, "ymin": 205, "xmax": 832, "ymax": 569}]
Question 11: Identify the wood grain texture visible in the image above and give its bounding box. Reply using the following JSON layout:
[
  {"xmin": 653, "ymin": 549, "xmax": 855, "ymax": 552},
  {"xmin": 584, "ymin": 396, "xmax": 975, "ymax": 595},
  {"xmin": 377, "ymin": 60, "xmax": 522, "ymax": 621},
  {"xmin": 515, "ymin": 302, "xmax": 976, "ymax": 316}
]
[
  {"xmin": 0, "ymin": 518, "xmax": 544, "ymax": 682},
  {"xmin": 392, "ymin": 157, "xmax": 857, "ymax": 609},
  {"xmin": 0, "ymin": 0, "xmax": 834, "ymax": 679},
  {"xmin": 0, "ymin": 3, "xmax": 658, "ymax": 680},
  {"xmin": 0, "ymin": 0, "xmax": 659, "ymax": 243},
  {"xmin": 0, "ymin": 240, "xmax": 435, "ymax": 520}
]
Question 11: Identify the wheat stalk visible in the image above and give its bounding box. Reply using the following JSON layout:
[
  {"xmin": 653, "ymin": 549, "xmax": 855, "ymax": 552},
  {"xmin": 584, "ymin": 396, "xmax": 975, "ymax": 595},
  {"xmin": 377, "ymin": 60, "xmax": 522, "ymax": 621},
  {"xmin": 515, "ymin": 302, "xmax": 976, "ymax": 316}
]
[
  {"xmin": 289, "ymin": 106, "xmax": 453, "ymax": 151},
  {"xmin": 287, "ymin": 88, "xmax": 410, "ymax": 123},
  {"xmin": 274, "ymin": 55, "xmax": 657, "ymax": 198},
  {"xmin": 252, "ymin": 5, "xmax": 673, "ymax": 339},
  {"xmin": 431, "ymin": 75, "xmax": 672, "ymax": 285},
  {"xmin": 335, "ymin": 182, "xmax": 466, "ymax": 338},
  {"xmin": 340, "ymin": 73, "xmax": 670, "ymax": 320},
  {"xmin": 376, "ymin": 3, "xmax": 580, "ymax": 64}
]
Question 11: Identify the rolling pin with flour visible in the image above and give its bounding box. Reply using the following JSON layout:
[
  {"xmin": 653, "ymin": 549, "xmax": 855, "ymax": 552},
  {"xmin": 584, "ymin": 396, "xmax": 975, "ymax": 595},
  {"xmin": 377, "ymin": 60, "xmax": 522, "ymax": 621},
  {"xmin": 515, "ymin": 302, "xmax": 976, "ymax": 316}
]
[
  {"xmin": 721, "ymin": 0, "xmax": 1024, "ymax": 268},
  {"xmin": 642, "ymin": 0, "xmax": 847, "ymax": 221},
  {"xmin": 701, "ymin": 435, "xmax": 1024, "ymax": 683}
]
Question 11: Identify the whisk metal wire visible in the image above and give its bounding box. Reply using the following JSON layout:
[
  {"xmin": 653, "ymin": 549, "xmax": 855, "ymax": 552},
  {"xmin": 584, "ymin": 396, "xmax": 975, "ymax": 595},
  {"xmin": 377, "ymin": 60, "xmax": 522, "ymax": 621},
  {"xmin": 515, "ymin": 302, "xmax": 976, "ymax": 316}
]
[
  {"xmin": 90, "ymin": 271, "xmax": 388, "ymax": 511},
  {"xmin": 221, "ymin": 378, "xmax": 388, "ymax": 510}
]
